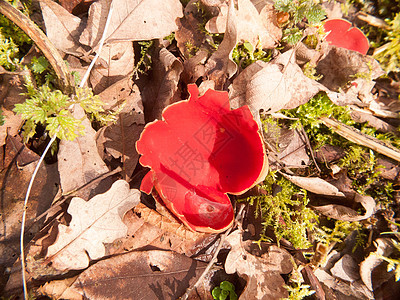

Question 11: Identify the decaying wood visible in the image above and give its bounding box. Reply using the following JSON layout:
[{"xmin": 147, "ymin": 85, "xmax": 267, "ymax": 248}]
[{"xmin": 321, "ymin": 117, "xmax": 400, "ymax": 162}]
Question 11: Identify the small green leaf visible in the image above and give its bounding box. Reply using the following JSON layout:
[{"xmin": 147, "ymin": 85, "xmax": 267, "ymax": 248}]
[
  {"xmin": 220, "ymin": 289, "xmax": 229, "ymax": 300},
  {"xmin": 212, "ymin": 287, "xmax": 221, "ymax": 299},
  {"xmin": 31, "ymin": 56, "xmax": 49, "ymax": 74},
  {"xmin": 220, "ymin": 281, "xmax": 235, "ymax": 292}
]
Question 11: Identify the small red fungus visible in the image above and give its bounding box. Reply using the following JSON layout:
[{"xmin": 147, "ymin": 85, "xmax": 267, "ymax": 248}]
[
  {"xmin": 136, "ymin": 84, "xmax": 268, "ymax": 233},
  {"xmin": 323, "ymin": 19, "xmax": 369, "ymax": 55}
]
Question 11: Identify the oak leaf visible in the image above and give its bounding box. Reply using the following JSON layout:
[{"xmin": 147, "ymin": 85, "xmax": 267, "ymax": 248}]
[{"xmin": 45, "ymin": 180, "xmax": 140, "ymax": 271}]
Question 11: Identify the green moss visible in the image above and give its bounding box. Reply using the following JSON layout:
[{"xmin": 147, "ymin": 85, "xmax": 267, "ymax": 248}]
[
  {"xmin": 244, "ymin": 172, "xmax": 319, "ymax": 249},
  {"xmin": 232, "ymin": 41, "xmax": 272, "ymax": 69}
]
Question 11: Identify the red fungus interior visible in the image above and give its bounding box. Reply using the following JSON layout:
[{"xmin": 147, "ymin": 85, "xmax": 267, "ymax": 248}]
[
  {"xmin": 323, "ymin": 19, "xmax": 369, "ymax": 55},
  {"xmin": 136, "ymin": 84, "xmax": 267, "ymax": 232}
]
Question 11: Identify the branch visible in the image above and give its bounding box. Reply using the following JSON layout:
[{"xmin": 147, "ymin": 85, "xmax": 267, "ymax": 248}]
[{"xmin": 0, "ymin": 0, "xmax": 74, "ymax": 93}]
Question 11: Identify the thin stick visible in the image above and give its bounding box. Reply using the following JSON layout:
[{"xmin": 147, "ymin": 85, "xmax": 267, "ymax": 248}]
[
  {"xmin": 321, "ymin": 117, "xmax": 400, "ymax": 162},
  {"xmin": 20, "ymin": 134, "xmax": 56, "ymax": 299},
  {"xmin": 180, "ymin": 205, "xmax": 245, "ymax": 300},
  {"xmin": 18, "ymin": 3, "xmax": 115, "ymax": 298},
  {"xmin": 0, "ymin": 0, "xmax": 73, "ymax": 93}
]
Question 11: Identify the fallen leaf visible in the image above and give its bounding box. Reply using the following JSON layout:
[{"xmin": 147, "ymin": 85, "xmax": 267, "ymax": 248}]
[
  {"xmin": 175, "ymin": 9, "xmax": 207, "ymax": 59},
  {"xmin": 43, "ymin": 180, "xmax": 140, "ymax": 272},
  {"xmin": 317, "ymin": 46, "xmax": 384, "ymax": 92},
  {"xmin": 350, "ymin": 109, "xmax": 396, "ymax": 133},
  {"xmin": 96, "ymin": 112, "xmax": 144, "ymax": 177},
  {"xmin": 360, "ymin": 238, "xmax": 394, "ymax": 291},
  {"xmin": 107, "ymin": 203, "xmax": 216, "ymax": 257},
  {"xmin": 97, "ymin": 76, "xmax": 144, "ymax": 121},
  {"xmin": 224, "ymin": 230, "xmax": 292, "ymax": 300},
  {"xmin": 0, "ymin": 156, "xmax": 59, "ymax": 277},
  {"xmin": 57, "ymin": 105, "xmax": 109, "ymax": 197},
  {"xmin": 59, "ymin": 0, "xmax": 95, "ymax": 15},
  {"xmin": 142, "ymin": 47, "xmax": 183, "ymax": 122},
  {"xmin": 89, "ymin": 41, "xmax": 134, "ymax": 94},
  {"xmin": 205, "ymin": 0, "xmax": 238, "ymax": 82},
  {"xmin": 229, "ymin": 50, "xmax": 323, "ymax": 120},
  {"xmin": 282, "ymin": 173, "xmax": 346, "ymax": 197},
  {"xmin": 79, "ymin": 0, "xmax": 183, "ymax": 48},
  {"xmin": 40, "ymin": 250, "xmax": 208, "ymax": 300},
  {"xmin": 330, "ymin": 254, "xmax": 361, "ymax": 283},
  {"xmin": 206, "ymin": 0, "xmax": 280, "ymax": 49},
  {"xmin": 0, "ymin": 69, "xmax": 28, "ymax": 146},
  {"xmin": 40, "ymin": 0, "xmax": 87, "ymax": 56},
  {"xmin": 313, "ymin": 268, "xmax": 374, "ymax": 299},
  {"xmin": 312, "ymin": 193, "xmax": 376, "ymax": 222}
]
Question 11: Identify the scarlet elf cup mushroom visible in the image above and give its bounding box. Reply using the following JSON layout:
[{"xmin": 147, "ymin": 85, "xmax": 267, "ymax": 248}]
[
  {"xmin": 323, "ymin": 19, "xmax": 369, "ymax": 55},
  {"xmin": 136, "ymin": 84, "xmax": 268, "ymax": 233}
]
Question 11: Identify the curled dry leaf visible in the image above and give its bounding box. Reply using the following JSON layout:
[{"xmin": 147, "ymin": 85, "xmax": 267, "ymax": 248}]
[
  {"xmin": 360, "ymin": 238, "xmax": 395, "ymax": 291},
  {"xmin": 142, "ymin": 47, "xmax": 184, "ymax": 122},
  {"xmin": 40, "ymin": 0, "xmax": 87, "ymax": 56},
  {"xmin": 136, "ymin": 84, "xmax": 268, "ymax": 232},
  {"xmin": 42, "ymin": 180, "xmax": 140, "ymax": 272},
  {"xmin": 229, "ymin": 50, "xmax": 323, "ymax": 120},
  {"xmin": 282, "ymin": 173, "xmax": 345, "ymax": 197},
  {"xmin": 205, "ymin": 0, "xmax": 238, "ymax": 81},
  {"xmin": 40, "ymin": 250, "xmax": 208, "ymax": 300},
  {"xmin": 224, "ymin": 230, "xmax": 293, "ymax": 300},
  {"xmin": 312, "ymin": 193, "xmax": 376, "ymax": 222},
  {"xmin": 205, "ymin": 0, "xmax": 281, "ymax": 49},
  {"xmin": 316, "ymin": 46, "xmax": 384, "ymax": 92},
  {"xmin": 313, "ymin": 268, "xmax": 374, "ymax": 299},
  {"xmin": 79, "ymin": 0, "xmax": 183, "ymax": 48},
  {"xmin": 57, "ymin": 105, "xmax": 109, "ymax": 197}
]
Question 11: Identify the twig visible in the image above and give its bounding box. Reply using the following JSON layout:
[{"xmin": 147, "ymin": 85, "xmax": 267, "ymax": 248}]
[
  {"xmin": 0, "ymin": 0, "xmax": 73, "ymax": 93},
  {"xmin": 321, "ymin": 117, "xmax": 400, "ymax": 162},
  {"xmin": 20, "ymin": 134, "xmax": 56, "ymax": 299},
  {"xmin": 180, "ymin": 205, "xmax": 245, "ymax": 300},
  {"xmin": 17, "ymin": 3, "xmax": 115, "ymax": 299}
]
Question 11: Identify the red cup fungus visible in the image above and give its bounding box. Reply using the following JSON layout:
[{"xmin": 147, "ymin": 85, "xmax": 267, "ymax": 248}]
[
  {"xmin": 323, "ymin": 19, "xmax": 369, "ymax": 55},
  {"xmin": 136, "ymin": 84, "xmax": 268, "ymax": 233}
]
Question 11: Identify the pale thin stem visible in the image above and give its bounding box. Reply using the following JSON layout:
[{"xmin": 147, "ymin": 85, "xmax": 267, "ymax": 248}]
[
  {"xmin": 20, "ymin": 134, "xmax": 57, "ymax": 299},
  {"xmin": 79, "ymin": 3, "xmax": 114, "ymax": 88},
  {"xmin": 19, "ymin": 3, "xmax": 114, "ymax": 299}
]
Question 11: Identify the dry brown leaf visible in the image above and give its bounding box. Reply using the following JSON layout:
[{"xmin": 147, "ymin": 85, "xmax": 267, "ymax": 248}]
[
  {"xmin": 96, "ymin": 113, "xmax": 144, "ymax": 177},
  {"xmin": 40, "ymin": 250, "xmax": 208, "ymax": 300},
  {"xmin": 317, "ymin": 46, "xmax": 384, "ymax": 92},
  {"xmin": 39, "ymin": 0, "xmax": 87, "ymax": 56},
  {"xmin": 282, "ymin": 174, "xmax": 346, "ymax": 197},
  {"xmin": 0, "ymin": 69, "xmax": 28, "ymax": 146},
  {"xmin": 57, "ymin": 105, "xmax": 109, "ymax": 197},
  {"xmin": 360, "ymin": 238, "xmax": 394, "ymax": 291},
  {"xmin": 312, "ymin": 193, "xmax": 376, "ymax": 222},
  {"xmin": 175, "ymin": 10, "xmax": 207, "ymax": 59},
  {"xmin": 43, "ymin": 180, "xmax": 140, "ymax": 272},
  {"xmin": 89, "ymin": 41, "xmax": 134, "ymax": 94},
  {"xmin": 59, "ymin": 0, "xmax": 95, "ymax": 15},
  {"xmin": 330, "ymin": 254, "xmax": 361, "ymax": 283},
  {"xmin": 97, "ymin": 76, "xmax": 144, "ymax": 118},
  {"xmin": 229, "ymin": 50, "xmax": 323, "ymax": 120},
  {"xmin": 205, "ymin": 0, "xmax": 238, "ymax": 82},
  {"xmin": 225, "ymin": 230, "xmax": 292, "ymax": 300},
  {"xmin": 350, "ymin": 109, "xmax": 396, "ymax": 133},
  {"xmin": 142, "ymin": 47, "xmax": 183, "ymax": 122},
  {"xmin": 0, "ymin": 156, "xmax": 59, "ymax": 275},
  {"xmin": 107, "ymin": 203, "xmax": 216, "ymax": 257},
  {"xmin": 313, "ymin": 268, "xmax": 374, "ymax": 299},
  {"xmin": 205, "ymin": 0, "xmax": 280, "ymax": 49},
  {"xmin": 80, "ymin": 0, "xmax": 183, "ymax": 48}
]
